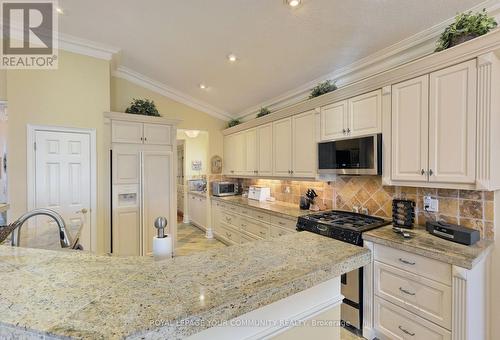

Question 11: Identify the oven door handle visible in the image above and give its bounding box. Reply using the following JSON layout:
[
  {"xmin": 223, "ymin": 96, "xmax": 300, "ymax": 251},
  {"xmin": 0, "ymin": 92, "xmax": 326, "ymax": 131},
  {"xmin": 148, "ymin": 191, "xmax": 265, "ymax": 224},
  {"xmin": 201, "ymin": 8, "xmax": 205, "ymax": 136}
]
[{"xmin": 316, "ymin": 225, "xmax": 328, "ymax": 232}]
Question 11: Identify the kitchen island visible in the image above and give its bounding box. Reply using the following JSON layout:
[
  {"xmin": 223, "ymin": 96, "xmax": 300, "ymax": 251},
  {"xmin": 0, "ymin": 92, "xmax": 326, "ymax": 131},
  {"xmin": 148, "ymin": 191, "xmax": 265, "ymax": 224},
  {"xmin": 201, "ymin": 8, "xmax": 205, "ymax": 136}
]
[{"xmin": 0, "ymin": 232, "xmax": 369, "ymax": 339}]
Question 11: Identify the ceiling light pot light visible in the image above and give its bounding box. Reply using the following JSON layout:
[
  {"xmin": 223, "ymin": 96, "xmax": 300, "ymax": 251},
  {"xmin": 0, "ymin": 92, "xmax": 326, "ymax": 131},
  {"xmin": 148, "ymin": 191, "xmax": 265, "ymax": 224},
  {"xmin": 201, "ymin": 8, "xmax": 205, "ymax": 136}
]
[
  {"xmin": 285, "ymin": 0, "xmax": 301, "ymax": 7},
  {"xmin": 199, "ymin": 84, "xmax": 207, "ymax": 89},
  {"xmin": 184, "ymin": 130, "xmax": 200, "ymax": 138},
  {"xmin": 227, "ymin": 54, "xmax": 237, "ymax": 62}
]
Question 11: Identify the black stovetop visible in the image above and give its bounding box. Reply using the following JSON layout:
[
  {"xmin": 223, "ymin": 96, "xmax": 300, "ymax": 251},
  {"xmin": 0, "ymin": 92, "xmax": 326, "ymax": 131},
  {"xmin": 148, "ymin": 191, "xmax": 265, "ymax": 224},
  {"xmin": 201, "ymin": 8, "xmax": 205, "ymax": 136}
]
[{"xmin": 297, "ymin": 210, "xmax": 390, "ymax": 245}]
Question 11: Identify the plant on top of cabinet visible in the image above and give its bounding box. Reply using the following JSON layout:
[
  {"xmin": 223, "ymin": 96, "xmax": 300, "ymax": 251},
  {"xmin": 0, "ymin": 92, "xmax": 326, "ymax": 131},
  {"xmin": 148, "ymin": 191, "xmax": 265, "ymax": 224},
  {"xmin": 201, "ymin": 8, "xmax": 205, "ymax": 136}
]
[
  {"xmin": 257, "ymin": 107, "xmax": 271, "ymax": 118},
  {"xmin": 125, "ymin": 98, "xmax": 160, "ymax": 117},
  {"xmin": 435, "ymin": 9, "xmax": 497, "ymax": 52},
  {"xmin": 309, "ymin": 80, "xmax": 337, "ymax": 98},
  {"xmin": 227, "ymin": 119, "xmax": 241, "ymax": 128}
]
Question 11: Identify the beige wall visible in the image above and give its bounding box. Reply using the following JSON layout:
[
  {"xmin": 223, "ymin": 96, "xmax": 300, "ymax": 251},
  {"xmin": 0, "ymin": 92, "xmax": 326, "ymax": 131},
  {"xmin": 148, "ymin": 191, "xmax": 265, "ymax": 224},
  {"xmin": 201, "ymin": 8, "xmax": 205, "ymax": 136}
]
[
  {"xmin": 110, "ymin": 76, "xmax": 226, "ymax": 166},
  {"xmin": 6, "ymin": 50, "xmax": 110, "ymax": 252}
]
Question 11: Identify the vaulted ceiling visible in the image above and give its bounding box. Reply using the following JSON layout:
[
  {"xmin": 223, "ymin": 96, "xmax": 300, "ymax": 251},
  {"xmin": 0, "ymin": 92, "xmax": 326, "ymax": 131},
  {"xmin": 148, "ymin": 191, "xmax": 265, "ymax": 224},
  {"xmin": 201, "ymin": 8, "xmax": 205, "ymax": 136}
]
[{"xmin": 59, "ymin": 0, "xmax": 488, "ymax": 117}]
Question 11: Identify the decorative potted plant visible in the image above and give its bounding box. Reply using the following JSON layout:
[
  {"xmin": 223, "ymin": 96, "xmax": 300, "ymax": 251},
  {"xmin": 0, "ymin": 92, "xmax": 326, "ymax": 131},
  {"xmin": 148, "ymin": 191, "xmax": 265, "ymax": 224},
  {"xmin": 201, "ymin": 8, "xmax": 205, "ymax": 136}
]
[
  {"xmin": 435, "ymin": 9, "xmax": 497, "ymax": 52},
  {"xmin": 309, "ymin": 80, "xmax": 337, "ymax": 99},
  {"xmin": 125, "ymin": 98, "xmax": 161, "ymax": 117},
  {"xmin": 257, "ymin": 107, "xmax": 271, "ymax": 118},
  {"xmin": 227, "ymin": 119, "xmax": 241, "ymax": 128}
]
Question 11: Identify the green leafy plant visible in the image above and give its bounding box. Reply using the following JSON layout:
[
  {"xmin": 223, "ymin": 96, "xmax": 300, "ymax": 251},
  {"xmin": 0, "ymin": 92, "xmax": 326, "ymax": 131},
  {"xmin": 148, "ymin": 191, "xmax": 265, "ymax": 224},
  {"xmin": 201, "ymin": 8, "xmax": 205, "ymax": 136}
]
[
  {"xmin": 435, "ymin": 9, "xmax": 497, "ymax": 52},
  {"xmin": 309, "ymin": 80, "xmax": 337, "ymax": 99},
  {"xmin": 227, "ymin": 119, "xmax": 241, "ymax": 128},
  {"xmin": 125, "ymin": 98, "xmax": 160, "ymax": 116},
  {"xmin": 257, "ymin": 107, "xmax": 271, "ymax": 118}
]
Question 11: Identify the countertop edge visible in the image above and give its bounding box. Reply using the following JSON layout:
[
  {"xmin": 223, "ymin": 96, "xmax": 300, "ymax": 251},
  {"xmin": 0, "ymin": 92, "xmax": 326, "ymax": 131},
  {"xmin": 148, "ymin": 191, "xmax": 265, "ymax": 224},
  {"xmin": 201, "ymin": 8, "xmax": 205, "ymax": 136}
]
[{"xmin": 131, "ymin": 250, "xmax": 371, "ymax": 339}]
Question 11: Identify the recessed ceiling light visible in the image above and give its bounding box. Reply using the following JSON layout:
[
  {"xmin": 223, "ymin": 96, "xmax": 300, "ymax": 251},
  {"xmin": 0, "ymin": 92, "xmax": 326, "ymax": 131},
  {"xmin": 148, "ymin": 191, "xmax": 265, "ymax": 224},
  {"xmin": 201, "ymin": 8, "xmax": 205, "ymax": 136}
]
[
  {"xmin": 227, "ymin": 54, "xmax": 237, "ymax": 62},
  {"xmin": 199, "ymin": 84, "xmax": 207, "ymax": 89},
  {"xmin": 56, "ymin": 7, "xmax": 64, "ymax": 14},
  {"xmin": 285, "ymin": 0, "xmax": 301, "ymax": 7}
]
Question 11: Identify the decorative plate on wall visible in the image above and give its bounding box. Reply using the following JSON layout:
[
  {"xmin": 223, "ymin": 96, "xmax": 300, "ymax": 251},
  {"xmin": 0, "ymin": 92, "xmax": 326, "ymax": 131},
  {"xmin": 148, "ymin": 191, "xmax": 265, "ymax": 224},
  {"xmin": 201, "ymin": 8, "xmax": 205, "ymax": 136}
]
[{"xmin": 211, "ymin": 155, "xmax": 222, "ymax": 174}]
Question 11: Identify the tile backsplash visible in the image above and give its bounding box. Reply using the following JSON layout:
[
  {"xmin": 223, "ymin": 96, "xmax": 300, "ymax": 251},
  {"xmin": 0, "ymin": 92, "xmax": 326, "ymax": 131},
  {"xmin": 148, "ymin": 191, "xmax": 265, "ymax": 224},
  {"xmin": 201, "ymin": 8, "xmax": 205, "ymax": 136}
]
[{"xmin": 239, "ymin": 177, "xmax": 494, "ymax": 239}]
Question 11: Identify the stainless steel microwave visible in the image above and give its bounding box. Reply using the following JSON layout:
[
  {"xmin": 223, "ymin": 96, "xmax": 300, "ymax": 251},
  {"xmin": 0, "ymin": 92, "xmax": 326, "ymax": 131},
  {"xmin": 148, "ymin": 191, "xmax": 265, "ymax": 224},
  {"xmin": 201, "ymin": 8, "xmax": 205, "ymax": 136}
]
[
  {"xmin": 318, "ymin": 134, "xmax": 382, "ymax": 175},
  {"xmin": 212, "ymin": 181, "xmax": 239, "ymax": 197}
]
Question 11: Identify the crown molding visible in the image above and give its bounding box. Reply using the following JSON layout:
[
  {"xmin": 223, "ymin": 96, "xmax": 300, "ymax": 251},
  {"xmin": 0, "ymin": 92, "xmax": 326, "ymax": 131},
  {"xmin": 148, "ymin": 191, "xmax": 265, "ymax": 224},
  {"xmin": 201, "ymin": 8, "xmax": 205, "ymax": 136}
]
[
  {"xmin": 58, "ymin": 33, "xmax": 121, "ymax": 61},
  {"xmin": 237, "ymin": 0, "xmax": 500, "ymax": 120},
  {"xmin": 112, "ymin": 66, "xmax": 232, "ymax": 121}
]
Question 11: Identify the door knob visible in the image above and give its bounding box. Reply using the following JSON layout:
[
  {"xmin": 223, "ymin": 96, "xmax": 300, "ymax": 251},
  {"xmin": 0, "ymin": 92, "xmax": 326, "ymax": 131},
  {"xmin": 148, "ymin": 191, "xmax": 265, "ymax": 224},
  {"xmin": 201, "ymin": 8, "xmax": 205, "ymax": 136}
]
[{"xmin": 75, "ymin": 208, "xmax": 88, "ymax": 214}]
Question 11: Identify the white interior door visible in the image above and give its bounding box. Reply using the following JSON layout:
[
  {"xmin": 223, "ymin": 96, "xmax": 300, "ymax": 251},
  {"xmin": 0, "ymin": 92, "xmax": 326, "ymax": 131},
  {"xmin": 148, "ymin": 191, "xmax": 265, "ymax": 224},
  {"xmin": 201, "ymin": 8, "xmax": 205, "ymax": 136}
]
[{"xmin": 32, "ymin": 130, "xmax": 91, "ymax": 250}]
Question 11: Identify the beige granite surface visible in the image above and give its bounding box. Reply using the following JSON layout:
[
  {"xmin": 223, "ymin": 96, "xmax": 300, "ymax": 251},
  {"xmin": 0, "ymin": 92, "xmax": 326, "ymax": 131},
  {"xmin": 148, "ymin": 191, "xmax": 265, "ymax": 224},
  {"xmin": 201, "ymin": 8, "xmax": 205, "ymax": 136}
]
[
  {"xmin": 212, "ymin": 195, "xmax": 313, "ymax": 219},
  {"xmin": 0, "ymin": 232, "xmax": 369, "ymax": 339},
  {"xmin": 363, "ymin": 225, "xmax": 493, "ymax": 269}
]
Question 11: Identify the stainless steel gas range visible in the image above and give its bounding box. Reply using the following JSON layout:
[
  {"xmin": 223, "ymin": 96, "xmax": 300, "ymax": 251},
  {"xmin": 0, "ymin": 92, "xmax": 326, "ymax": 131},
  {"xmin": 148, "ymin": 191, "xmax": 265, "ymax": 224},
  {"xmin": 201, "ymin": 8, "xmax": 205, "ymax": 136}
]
[{"xmin": 296, "ymin": 210, "xmax": 390, "ymax": 334}]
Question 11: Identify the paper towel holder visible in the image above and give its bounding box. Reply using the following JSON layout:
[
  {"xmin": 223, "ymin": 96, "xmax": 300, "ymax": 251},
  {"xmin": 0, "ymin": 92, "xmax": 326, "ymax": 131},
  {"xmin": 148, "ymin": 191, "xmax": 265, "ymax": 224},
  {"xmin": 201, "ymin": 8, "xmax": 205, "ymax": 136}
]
[{"xmin": 154, "ymin": 217, "xmax": 168, "ymax": 238}]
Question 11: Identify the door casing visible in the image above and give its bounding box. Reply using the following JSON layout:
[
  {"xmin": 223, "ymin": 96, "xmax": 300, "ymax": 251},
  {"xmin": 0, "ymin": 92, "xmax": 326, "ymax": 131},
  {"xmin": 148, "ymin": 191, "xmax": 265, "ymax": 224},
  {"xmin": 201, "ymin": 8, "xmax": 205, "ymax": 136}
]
[{"xmin": 27, "ymin": 125, "xmax": 97, "ymax": 252}]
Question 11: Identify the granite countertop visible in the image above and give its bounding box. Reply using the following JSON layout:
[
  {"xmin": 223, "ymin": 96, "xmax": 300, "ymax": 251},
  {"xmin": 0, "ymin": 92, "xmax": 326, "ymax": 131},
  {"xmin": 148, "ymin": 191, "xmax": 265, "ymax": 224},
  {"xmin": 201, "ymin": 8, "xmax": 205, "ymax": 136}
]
[
  {"xmin": 211, "ymin": 195, "xmax": 313, "ymax": 219},
  {"xmin": 0, "ymin": 232, "xmax": 370, "ymax": 339},
  {"xmin": 363, "ymin": 225, "xmax": 493, "ymax": 269}
]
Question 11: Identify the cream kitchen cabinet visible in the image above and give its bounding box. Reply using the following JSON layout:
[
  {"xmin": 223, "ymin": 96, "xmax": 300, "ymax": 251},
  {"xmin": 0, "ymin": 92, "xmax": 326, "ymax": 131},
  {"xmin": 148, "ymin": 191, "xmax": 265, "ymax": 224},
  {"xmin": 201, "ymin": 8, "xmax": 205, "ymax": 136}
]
[
  {"xmin": 244, "ymin": 128, "xmax": 258, "ymax": 176},
  {"xmin": 223, "ymin": 132, "xmax": 246, "ymax": 176},
  {"xmin": 112, "ymin": 120, "xmax": 172, "ymax": 145},
  {"xmin": 272, "ymin": 117, "xmax": 293, "ymax": 177},
  {"xmin": 273, "ymin": 110, "xmax": 316, "ymax": 178},
  {"xmin": 391, "ymin": 60, "xmax": 477, "ymax": 186},
  {"xmin": 188, "ymin": 193, "xmax": 207, "ymax": 230},
  {"xmin": 320, "ymin": 90, "xmax": 381, "ymax": 141},
  {"xmin": 257, "ymin": 123, "xmax": 273, "ymax": 176},
  {"xmin": 211, "ymin": 199, "xmax": 297, "ymax": 245}
]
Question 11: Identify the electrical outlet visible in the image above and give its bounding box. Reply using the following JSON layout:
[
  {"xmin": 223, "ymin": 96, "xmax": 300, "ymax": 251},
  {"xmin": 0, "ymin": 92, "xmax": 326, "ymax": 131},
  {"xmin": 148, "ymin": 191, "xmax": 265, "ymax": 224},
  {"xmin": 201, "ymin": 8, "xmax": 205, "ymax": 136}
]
[
  {"xmin": 284, "ymin": 186, "xmax": 291, "ymax": 194},
  {"xmin": 423, "ymin": 196, "xmax": 439, "ymax": 212}
]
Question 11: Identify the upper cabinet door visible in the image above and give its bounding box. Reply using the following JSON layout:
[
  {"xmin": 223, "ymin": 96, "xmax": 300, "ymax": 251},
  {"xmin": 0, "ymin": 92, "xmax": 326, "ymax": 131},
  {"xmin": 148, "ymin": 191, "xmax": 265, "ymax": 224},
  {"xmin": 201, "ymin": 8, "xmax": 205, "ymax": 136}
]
[
  {"xmin": 257, "ymin": 123, "xmax": 273, "ymax": 177},
  {"xmin": 428, "ymin": 60, "xmax": 477, "ymax": 184},
  {"xmin": 233, "ymin": 132, "xmax": 247, "ymax": 175},
  {"xmin": 273, "ymin": 117, "xmax": 293, "ymax": 177},
  {"xmin": 244, "ymin": 129, "xmax": 258, "ymax": 176},
  {"xmin": 348, "ymin": 90, "xmax": 382, "ymax": 137},
  {"xmin": 223, "ymin": 134, "xmax": 235, "ymax": 175},
  {"xmin": 112, "ymin": 121, "xmax": 143, "ymax": 144},
  {"xmin": 292, "ymin": 110, "xmax": 316, "ymax": 178},
  {"xmin": 320, "ymin": 100, "xmax": 348, "ymax": 141},
  {"xmin": 391, "ymin": 75, "xmax": 429, "ymax": 182},
  {"xmin": 143, "ymin": 124, "xmax": 172, "ymax": 145}
]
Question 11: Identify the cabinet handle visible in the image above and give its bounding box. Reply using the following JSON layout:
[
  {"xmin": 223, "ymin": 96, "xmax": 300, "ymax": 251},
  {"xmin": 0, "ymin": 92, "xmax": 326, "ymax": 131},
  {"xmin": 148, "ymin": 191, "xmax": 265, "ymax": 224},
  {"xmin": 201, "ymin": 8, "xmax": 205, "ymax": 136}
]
[
  {"xmin": 278, "ymin": 222, "xmax": 285, "ymax": 226},
  {"xmin": 140, "ymin": 137, "xmax": 143, "ymax": 141},
  {"xmin": 421, "ymin": 169, "xmax": 425, "ymax": 175},
  {"xmin": 398, "ymin": 326, "xmax": 415, "ymax": 336},
  {"xmin": 429, "ymin": 169, "xmax": 434, "ymax": 176},
  {"xmin": 144, "ymin": 137, "xmax": 147, "ymax": 142},
  {"xmin": 399, "ymin": 287, "xmax": 416, "ymax": 296},
  {"xmin": 347, "ymin": 128, "xmax": 351, "ymax": 134},
  {"xmin": 257, "ymin": 215, "xmax": 263, "ymax": 219},
  {"xmin": 342, "ymin": 129, "xmax": 346, "ymax": 134},
  {"xmin": 398, "ymin": 258, "xmax": 416, "ymax": 265}
]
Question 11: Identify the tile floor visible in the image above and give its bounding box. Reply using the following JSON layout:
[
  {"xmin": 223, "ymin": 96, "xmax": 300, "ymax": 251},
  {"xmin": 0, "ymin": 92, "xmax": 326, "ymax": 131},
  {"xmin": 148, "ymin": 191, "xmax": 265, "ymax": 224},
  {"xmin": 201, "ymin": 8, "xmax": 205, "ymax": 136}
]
[{"xmin": 175, "ymin": 223, "xmax": 226, "ymax": 256}]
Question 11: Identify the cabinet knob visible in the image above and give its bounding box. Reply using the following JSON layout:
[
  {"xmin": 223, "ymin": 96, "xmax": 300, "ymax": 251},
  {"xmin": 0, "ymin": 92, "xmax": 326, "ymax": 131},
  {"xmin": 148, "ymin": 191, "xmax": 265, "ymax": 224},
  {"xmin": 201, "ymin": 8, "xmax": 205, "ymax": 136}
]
[
  {"xmin": 429, "ymin": 169, "xmax": 434, "ymax": 176},
  {"xmin": 421, "ymin": 169, "xmax": 425, "ymax": 175},
  {"xmin": 342, "ymin": 129, "xmax": 346, "ymax": 134},
  {"xmin": 347, "ymin": 128, "xmax": 351, "ymax": 134}
]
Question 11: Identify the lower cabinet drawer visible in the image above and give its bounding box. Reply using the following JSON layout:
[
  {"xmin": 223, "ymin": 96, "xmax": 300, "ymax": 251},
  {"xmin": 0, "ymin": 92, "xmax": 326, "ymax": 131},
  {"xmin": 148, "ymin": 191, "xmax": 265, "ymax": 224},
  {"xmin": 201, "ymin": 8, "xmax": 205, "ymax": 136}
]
[
  {"xmin": 240, "ymin": 232, "xmax": 259, "ymax": 244},
  {"xmin": 374, "ymin": 243, "xmax": 451, "ymax": 285},
  {"xmin": 270, "ymin": 225, "xmax": 295, "ymax": 238},
  {"xmin": 249, "ymin": 209, "xmax": 271, "ymax": 223},
  {"xmin": 218, "ymin": 222, "xmax": 240, "ymax": 245},
  {"xmin": 220, "ymin": 211, "xmax": 239, "ymax": 227},
  {"xmin": 375, "ymin": 261, "xmax": 451, "ymax": 329},
  {"xmin": 270, "ymin": 215, "xmax": 297, "ymax": 230},
  {"xmin": 240, "ymin": 217, "xmax": 268, "ymax": 239},
  {"xmin": 374, "ymin": 297, "xmax": 451, "ymax": 340}
]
